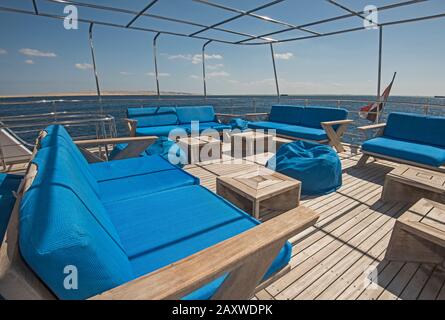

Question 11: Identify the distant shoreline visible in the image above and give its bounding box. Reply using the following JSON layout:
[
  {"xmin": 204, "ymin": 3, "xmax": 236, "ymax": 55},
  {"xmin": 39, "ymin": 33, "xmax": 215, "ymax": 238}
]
[
  {"xmin": 0, "ymin": 91, "xmax": 194, "ymax": 99},
  {"xmin": 0, "ymin": 92, "xmax": 438, "ymax": 99}
]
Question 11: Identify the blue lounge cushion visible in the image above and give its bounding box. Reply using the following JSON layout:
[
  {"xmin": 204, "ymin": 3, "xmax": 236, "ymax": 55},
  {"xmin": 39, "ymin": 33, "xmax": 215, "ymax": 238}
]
[
  {"xmin": 248, "ymin": 121, "xmax": 328, "ymax": 141},
  {"xmin": 31, "ymin": 147, "xmax": 124, "ymax": 248},
  {"xmin": 127, "ymin": 107, "xmax": 178, "ymax": 127},
  {"xmin": 20, "ymin": 184, "xmax": 134, "ymax": 300},
  {"xmin": 39, "ymin": 125, "xmax": 101, "ymax": 196},
  {"xmin": 276, "ymin": 125, "xmax": 328, "ymax": 141},
  {"xmin": 89, "ymin": 155, "xmax": 178, "ymax": 182},
  {"xmin": 362, "ymin": 137, "xmax": 445, "ymax": 167},
  {"xmin": 269, "ymin": 105, "xmax": 304, "ymax": 125},
  {"xmin": 98, "ymin": 169, "xmax": 199, "ymax": 204},
  {"xmin": 181, "ymin": 121, "xmax": 231, "ymax": 133},
  {"xmin": 105, "ymin": 185, "xmax": 292, "ymax": 299},
  {"xmin": 248, "ymin": 121, "xmax": 293, "ymax": 132},
  {"xmin": 176, "ymin": 106, "xmax": 216, "ymax": 124},
  {"xmin": 0, "ymin": 174, "xmax": 21, "ymax": 243},
  {"xmin": 300, "ymin": 106, "xmax": 348, "ymax": 129},
  {"xmin": 136, "ymin": 125, "xmax": 184, "ymax": 137},
  {"xmin": 267, "ymin": 141, "xmax": 342, "ymax": 195},
  {"xmin": 384, "ymin": 112, "xmax": 445, "ymax": 148}
]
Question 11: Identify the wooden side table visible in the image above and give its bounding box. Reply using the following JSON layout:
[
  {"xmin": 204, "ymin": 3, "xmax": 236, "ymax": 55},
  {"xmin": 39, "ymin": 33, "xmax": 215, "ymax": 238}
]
[
  {"xmin": 178, "ymin": 136, "xmax": 222, "ymax": 164},
  {"xmin": 382, "ymin": 165, "xmax": 445, "ymax": 204},
  {"xmin": 386, "ymin": 198, "xmax": 445, "ymax": 265},
  {"xmin": 231, "ymin": 131, "xmax": 274, "ymax": 158},
  {"xmin": 216, "ymin": 167, "xmax": 301, "ymax": 220}
]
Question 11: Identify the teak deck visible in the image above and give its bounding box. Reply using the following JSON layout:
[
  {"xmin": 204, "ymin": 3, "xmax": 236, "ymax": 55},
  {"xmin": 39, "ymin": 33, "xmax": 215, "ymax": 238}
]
[
  {"xmin": 3, "ymin": 143, "xmax": 445, "ymax": 300},
  {"xmin": 184, "ymin": 144, "xmax": 445, "ymax": 300}
]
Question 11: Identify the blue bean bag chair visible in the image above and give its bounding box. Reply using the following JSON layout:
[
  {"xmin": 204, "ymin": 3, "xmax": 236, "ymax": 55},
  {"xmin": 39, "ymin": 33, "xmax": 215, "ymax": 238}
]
[
  {"xmin": 230, "ymin": 118, "xmax": 250, "ymax": 131},
  {"xmin": 267, "ymin": 141, "xmax": 342, "ymax": 196},
  {"xmin": 110, "ymin": 137, "xmax": 186, "ymax": 168}
]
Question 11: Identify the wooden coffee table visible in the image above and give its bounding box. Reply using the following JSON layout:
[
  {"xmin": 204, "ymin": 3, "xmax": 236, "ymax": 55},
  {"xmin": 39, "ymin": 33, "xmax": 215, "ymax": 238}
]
[
  {"xmin": 216, "ymin": 167, "xmax": 301, "ymax": 220},
  {"xmin": 178, "ymin": 136, "xmax": 222, "ymax": 164},
  {"xmin": 231, "ymin": 131, "xmax": 274, "ymax": 158},
  {"xmin": 382, "ymin": 165, "xmax": 445, "ymax": 203}
]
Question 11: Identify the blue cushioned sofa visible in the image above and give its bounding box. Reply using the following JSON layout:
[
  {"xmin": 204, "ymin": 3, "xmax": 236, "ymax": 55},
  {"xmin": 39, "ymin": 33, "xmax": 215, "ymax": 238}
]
[
  {"xmin": 0, "ymin": 125, "xmax": 318, "ymax": 300},
  {"xmin": 247, "ymin": 105, "xmax": 353, "ymax": 152},
  {"xmin": 358, "ymin": 112, "xmax": 445, "ymax": 171},
  {"xmin": 126, "ymin": 106, "xmax": 231, "ymax": 138}
]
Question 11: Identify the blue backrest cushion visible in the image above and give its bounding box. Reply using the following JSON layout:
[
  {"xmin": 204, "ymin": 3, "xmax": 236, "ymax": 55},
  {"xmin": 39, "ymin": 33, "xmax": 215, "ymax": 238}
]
[
  {"xmin": 176, "ymin": 106, "xmax": 216, "ymax": 124},
  {"xmin": 20, "ymin": 144, "xmax": 133, "ymax": 299},
  {"xmin": 301, "ymin": 106, "xmax": 348, "ymax": 129},
  {"xmin": 384, "ymin": 112, "xmax": 445, "ymax": 148},
  {"xmin": 40, "ymin": 125, "xmax": 100, "ymax": 196},
  {"xmin": 20, "ymin": 185, "xmax": 133, "ymax": 299},
  {"xmin": 269, "ymin": 105, "xmax": 304, "ymax": 125},
  {"xmin": 127, "ymin": 107, "xmax": 178, "ymax": 128}
]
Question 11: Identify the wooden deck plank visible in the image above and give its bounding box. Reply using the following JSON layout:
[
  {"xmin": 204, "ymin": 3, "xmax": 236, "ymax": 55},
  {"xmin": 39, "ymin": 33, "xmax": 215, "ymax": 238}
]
[{"xmin": 183, "ymin": 145, "xmax": 444, "ymax": 300}]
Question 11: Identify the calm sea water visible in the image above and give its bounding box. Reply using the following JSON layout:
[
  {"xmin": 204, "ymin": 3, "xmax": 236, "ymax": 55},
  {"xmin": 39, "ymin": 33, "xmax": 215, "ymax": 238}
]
[{"xmin": 1, "ymin": 95, "xmax": 444, "ymax": 145}]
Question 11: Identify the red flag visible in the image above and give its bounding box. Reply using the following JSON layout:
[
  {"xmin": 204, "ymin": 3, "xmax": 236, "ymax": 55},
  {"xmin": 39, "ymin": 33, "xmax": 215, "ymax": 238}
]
[{"xmin": 360, "ymin": 72, "xmax": 397, "ymax": 123}]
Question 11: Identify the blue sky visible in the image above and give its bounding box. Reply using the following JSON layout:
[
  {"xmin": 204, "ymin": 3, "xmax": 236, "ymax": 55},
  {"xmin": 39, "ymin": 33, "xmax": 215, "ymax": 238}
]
[{"xmin": 0, "ymin": 0, "xmax": 444, "ymax": 96}]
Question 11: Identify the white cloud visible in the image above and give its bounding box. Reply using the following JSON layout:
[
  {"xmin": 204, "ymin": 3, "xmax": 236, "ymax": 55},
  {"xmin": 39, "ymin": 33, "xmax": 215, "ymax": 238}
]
[
  {"xmin": 0, "ymin": 48, "xmax": 7, "ymax": 55},
  {"xmin": 19, "ymin": 48, "xmax": 57, "ymax": 58},
  {"xmin": 120, "ymin": 71, "xmax": 134, "ymax": 76},
  {"xmin": 165, "ymin": 53, "xmax": 223, "ymax": 65},
  {"xmin": 207, "ymin": 63, "xmax": 224, "ymax": 70},
  {"xmin": 167, "ymin": 54, "xmax": 192, "ymax": 61},
  {"xmin": 207, "ymin": 71, "xmax": 230, "ymax": 79},
  {"xmin": 274, "ymin": 52, "xmax": 294, "ymax": 60},
  {"xmin": 192, "ymin": 54, "xmax": 223, "ymax": 64},
  {"xmin": 189, "ymin": 75, "xmax": 200, "ymax": 80},
  {"xmin": 24, "ymin": 59, "xmax": 35, "ymax": 65},
  {"xmin": 75, "ymin": 63, "xmax": 93, "ymax": 70},
  {"xmin": 146, "ymin": 72, "xmax": 170, "ymax": 77}
]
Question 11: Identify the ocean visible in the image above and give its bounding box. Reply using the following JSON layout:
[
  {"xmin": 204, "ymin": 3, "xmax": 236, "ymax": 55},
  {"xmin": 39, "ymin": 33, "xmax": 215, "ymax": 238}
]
[{"xmin": 1, "ymin": 95, "xmax": 444, "ymax": 145}]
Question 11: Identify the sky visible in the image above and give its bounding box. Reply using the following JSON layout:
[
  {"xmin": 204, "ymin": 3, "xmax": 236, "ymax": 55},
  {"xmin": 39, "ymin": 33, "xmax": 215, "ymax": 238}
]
[{"xmin": 0, "ymin": 0, "xmax": 444, "ymax": 97}]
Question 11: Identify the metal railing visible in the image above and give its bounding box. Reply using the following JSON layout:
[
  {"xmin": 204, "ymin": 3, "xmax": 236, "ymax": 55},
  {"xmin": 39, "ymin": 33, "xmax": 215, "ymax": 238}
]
[
  {"xmin": 0, "ymin": 111, "xmax": 117, "ymax": 168},
  {"xmin": 1, "ymin": 96, "xmax": 444, "ymax": 146}
]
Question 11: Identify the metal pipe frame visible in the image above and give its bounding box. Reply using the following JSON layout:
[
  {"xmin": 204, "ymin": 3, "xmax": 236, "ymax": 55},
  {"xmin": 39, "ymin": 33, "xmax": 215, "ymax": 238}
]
[
  {"xmin": 269, "ymin": 43, "xmax": 280, "ymax": 102},
  {"xmin": 202, "ymin": 40, "xmax": 212, "ymax": 99},
  {"xmin": 376, "ymin": 26, "xmax": 384, "ymax": 123},
  {"xmin": 88, "ymin": 23, "xmax": 102, "ymax": 104},
  {"xmin": 126, "ymin": 0, "xmax": 159, "ymax": 28},
  {"xmin": 153, "ymin": 33, "xmax": 161, "ymax": 98},
  {"xmin": 236, "ymin": 0, "xmax": 428, "ymax": 43},
  {"xmin": 0, "ymin": 0, "xmax": 441, "ymax": 45}
]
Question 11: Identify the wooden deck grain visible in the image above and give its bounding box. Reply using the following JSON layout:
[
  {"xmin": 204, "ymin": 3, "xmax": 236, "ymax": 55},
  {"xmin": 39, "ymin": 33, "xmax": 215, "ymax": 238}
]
[{"xmin": 185, "ymin": 145, "xmax": 445, "ymax": 300}]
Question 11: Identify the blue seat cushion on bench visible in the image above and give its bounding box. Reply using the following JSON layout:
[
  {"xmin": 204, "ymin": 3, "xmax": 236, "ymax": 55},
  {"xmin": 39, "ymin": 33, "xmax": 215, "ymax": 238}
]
[
  {"xmin": 89, "ymin": 155, "xmax": 177, "ymax": 182},
  {"xmin": 362, "ymin": 137, "xmax": 445, "ymax": 167},
  {"xmin": 300, "ymin": 106, "xmax": 348, "ymax": 129},
  {"xmin": 20, "ymin": 184, "xmax": 134, "ymax": 300},
  {"xmin": 127, "ymin": 107, "xmax": 178, "ymax": 127},
  {"xmin": 98, "ymin": 169, "xmax": 199, "ymax": 204},
  {"xmin": 0, "ymin": 174, "xmax": 21, "ymax": 243},
  {"xmin": 384, "ymin": 112, "xmax": 445, "ymax": 148},
  {"xmin": 104, "ymin": 185, "xmax": 291, "ymax": 299},
  {"xmin": 276, "ymin": 125, "xmax": 328, "ymax": 141},
  {"xmin": 176, "ymin": 106, "xmax": 216, "ymax": 124},
  {"xmin": 269, "ymin": 105, "xmax": 304, "ymax": 125},
  {"xmin": 248, "ymin": 122, "xmax": 328, "ymax": 141},
  {"xmin": 248, "ymin": 121, "xmax": 293, "ymax": 132},
  {"xmin": 182, "ymin": 121, "xmax": 231, "ymax": 133},
  {"xmin": 136, "ymin": 125, "xmax": 184, "ymax": 137}
]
